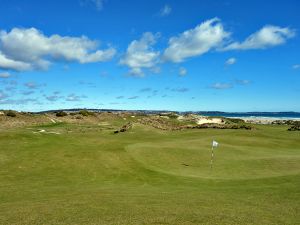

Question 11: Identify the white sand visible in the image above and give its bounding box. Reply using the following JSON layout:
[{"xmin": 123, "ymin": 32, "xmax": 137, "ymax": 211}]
[
  {"xmin": 32, "ymin": 129, "xmax": 60, "ymax": 134},
  {"xmin": 229, "ymin": 117, "xmax": 300, "ymax": 124},
  {"xmin": 178, "ymin": 115, "xmax": 224, "ymax": 125},
  {"xmin": 196, "ymin": 117, "xmax": 224, "ymax": 125}
]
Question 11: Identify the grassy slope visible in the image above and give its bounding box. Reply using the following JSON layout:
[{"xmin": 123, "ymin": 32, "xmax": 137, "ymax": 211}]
[{"xmin": 0, "ymin": 122, "xmax": 299, "ymax": 225}]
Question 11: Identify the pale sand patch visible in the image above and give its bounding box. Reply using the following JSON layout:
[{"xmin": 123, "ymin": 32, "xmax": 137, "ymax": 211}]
[
  {"xmin": 177, "ymin": 115, "xmax": 224, "ymax": 124},
  {"xmin": 239, "ymin": 117, "xmax": 299, "ymax": 124},
  {"xmin": 32, "ymin": 129, "xmax": 60, "ymax": 135},
  {"xmin": 196, "ymin": 117, "xmax": 224, "ymax": 125},
  {"xmin": 98, "ymin": 122, "xmax": 110, "ymax": 126},
  {"xmin": 177, "ymin": 115, "xmax": 185, "ymax": 120}
]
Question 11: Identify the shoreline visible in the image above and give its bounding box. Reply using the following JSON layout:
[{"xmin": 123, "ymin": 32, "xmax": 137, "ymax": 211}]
[{"xmin": 228, "ymin": 116, "xmax": 300, "ymax": 124}]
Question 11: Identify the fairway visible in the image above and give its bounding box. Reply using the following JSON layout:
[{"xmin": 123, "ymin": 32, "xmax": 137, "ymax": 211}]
[{"xmin": 0, "ymin": 122, "xmax": 299, "ymax": 225}]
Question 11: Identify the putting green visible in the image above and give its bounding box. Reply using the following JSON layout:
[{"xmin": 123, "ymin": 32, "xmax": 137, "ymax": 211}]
[{"xmin": 127, "ymin": 141, "xmax": 300, "ymax": 179}]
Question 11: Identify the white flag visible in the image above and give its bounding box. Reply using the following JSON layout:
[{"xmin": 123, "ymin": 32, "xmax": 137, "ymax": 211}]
[{"xmin": 212, "ymin": 140, "xmax": 219, "ymax": 148}]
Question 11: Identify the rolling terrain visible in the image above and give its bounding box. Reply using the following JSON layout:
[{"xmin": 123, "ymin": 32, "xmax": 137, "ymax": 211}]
[{"xmin": 0, "ymin": 112, "xmax": 299, "ymax": 225}]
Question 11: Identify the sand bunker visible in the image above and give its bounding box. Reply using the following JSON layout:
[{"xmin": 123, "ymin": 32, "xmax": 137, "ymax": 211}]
[{"xmin": 196, "ymin": 117, "xmax": 224, "ymax": 125}]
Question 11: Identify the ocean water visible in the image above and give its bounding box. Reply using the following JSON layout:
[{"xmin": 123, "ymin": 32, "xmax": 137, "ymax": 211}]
[{"xmin": 197, "ymin": 112, "xmax": 300, "ymax": 119}]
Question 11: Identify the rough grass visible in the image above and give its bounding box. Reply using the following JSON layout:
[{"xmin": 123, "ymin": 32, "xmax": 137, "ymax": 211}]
[{"xmin": 0, "ymin": 122, "xmax": 299, "ymax": 225}]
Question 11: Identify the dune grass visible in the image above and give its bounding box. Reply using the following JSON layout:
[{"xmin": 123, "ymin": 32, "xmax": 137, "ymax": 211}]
[{"xmin": 0, "ymin": 122, "xmax": 299, "ymax": 225}]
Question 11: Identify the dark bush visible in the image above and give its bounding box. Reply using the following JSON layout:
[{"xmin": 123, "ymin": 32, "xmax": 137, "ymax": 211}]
[
  {"xmin": 6, "ymin": 110, "xmax": 17, "ymax": 117},
  {"xmin": 79, "ymin": 110, "xmax": 94, "ymax": 116},
  {"xmin": 56, "ymin": 111, "xmax": 68, "ymax": 117},
  {"xmin": 288, "ymin": 125, "xmax": 300, "ymax": 131},
  {"xmin": 226, "ymin": 118, "xmax": 245, "ymax": 124},
  {"xmin": 167, "ymin": 113, "xmax": 179, "ymax": 119}
]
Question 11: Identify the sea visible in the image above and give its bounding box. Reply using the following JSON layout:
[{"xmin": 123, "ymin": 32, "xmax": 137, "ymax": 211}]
[{"xmin": 195, "ymin": 112, "xmax": 300, "ymax": 120}]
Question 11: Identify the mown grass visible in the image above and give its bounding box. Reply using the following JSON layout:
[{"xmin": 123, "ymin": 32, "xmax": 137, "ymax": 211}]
[{"xmin": 0, "ymin": 122, "xmax": 299, "ymax": 225}]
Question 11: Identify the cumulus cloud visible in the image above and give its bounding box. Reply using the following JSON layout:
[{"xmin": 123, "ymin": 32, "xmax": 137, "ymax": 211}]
[
  {"xmin": 223, "ymin": 25, "xmax": 295, "ymax": 50},
  {"xmin": 0, "ymin": 51, "xmax": 32, "ymax": 71},
  {"xmin": 163, "ymin": 18, "xmax": 230, "ymax": 62},
  {"xmin": 159, "ymin": 4, "xmax": 172, "ymax": 17},
  {"xmin": 0, "ymin": 27, "xmax": 116, "ymax": 71},
  {"xmin": 225, "ymin": 57, "xmax": 236, "ymax": 65},
  {"xmin": 179, "ymin": 67, "xmax": 187, "ymax": 76},
  {"xmin": 211, "ymin": 82, "xmax": 233, "ymax": 89},
  {"xmin": 120, "ymin": 32, "xmax": 160, "ymax": 76},
  {"xmin": 0, "ymin": 71, "xmax": 11, "ymax": 78}
]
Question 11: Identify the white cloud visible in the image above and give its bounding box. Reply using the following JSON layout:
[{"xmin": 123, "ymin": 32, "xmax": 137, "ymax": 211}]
[
  {"xmin": 0, "ymin": 71, "xmax": 11, "ymax": 78},
  {"xmin": 0, "ymin": 27, "xmax": 116, "ymax": 71},
  {"xmin": 211, "ymin": 82, "xmax": 233, "ymax": 89},
  {"xmin": 179, "ymin": 67, "xmax": 187, "ymax": 76},
  {"xmin": 160, "ymin": 4, "xmax": 172, "ymax": 17},
  {"xmin": 0, "ymin": 51, "xmax": 32, "ymax": 71},
  {"xmin": 292, "ymin": 64, "xmax": 300, "ymax": 69},
  {"xmin": 223, "ymin": 25, "xmax": 295, "ymax": 50},
  {"xmin": 163, "ymin": 18, "xmax": 230, "ymax": 63},
  {"xmin": 120, "ymin": 32, "xmax": 160, "ymax": 76},
  {"xmin": 225, "ymin": 57, "xmax": 236, "ymax": 65}
]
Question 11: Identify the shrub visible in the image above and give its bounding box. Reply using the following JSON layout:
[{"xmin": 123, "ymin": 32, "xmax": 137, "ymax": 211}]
[
  {"xmin": 225, "ymin": 118, "xmax": 245, "ymax": 124},
  {"xmin": 79, "ymin": 110, "xmax": 94, "ymax": 116},
  {"xmin": 288, "ymin": 125, "xmax": 300, "ymax": 131},
  {"xmin": 167, "ymin": 113, "xmax": 179, "ymax": 119},
  {"xmin": 6, "ymin": 110, "xmax": 17, "ymax": 117},
  {"xmin": 56, "ymin": 111, "xmax": 68, "ymax": 117}
]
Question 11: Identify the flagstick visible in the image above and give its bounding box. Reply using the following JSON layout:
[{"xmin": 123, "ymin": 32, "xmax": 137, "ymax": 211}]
[{"xmin": 210, "ymin": 146, "xmax": 214, "ymax": 170}]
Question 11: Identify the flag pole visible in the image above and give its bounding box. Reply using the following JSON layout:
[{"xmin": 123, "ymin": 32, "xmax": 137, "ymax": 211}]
[{"xmin": 210, "ymin": 145, "xmax": 214, "ymax": 170}]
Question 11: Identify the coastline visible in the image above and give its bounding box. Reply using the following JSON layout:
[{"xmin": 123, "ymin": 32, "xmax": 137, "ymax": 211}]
[{"xmin": 228, "ymin": 116, "xmax": 300, "ymax": 124}]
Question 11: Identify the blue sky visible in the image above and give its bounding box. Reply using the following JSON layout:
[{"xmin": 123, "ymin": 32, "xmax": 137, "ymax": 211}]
[{"xmin": 0, "ymin": 0, "xmax": 299, "ymax": 112}]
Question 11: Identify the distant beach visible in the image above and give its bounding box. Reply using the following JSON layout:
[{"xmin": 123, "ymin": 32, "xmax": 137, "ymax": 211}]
[
  {"xmin": 230, "ymin": 116, "xmax": 300, "ymax": 124},
  {"xmin": 196, "ymin": 112, "xmax": 300, "ymax": 124}
]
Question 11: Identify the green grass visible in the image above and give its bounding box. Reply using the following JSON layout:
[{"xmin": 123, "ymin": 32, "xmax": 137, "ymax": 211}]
[{"xmin": 0, "ymin": 122, "xmax": 299, "ymax": 225}]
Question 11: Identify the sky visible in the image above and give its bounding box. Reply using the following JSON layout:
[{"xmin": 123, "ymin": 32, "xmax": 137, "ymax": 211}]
[{"xmin": 0, "ymin": 0, "xmax": 300, "ymax": 112}]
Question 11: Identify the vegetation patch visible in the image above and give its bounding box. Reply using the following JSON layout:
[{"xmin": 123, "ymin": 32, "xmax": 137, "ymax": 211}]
[
  {"xmin": 56, "ymin": 111, "xmax": 68, "ymax": 117},
  {"xmin": 5, "ymin": 110, "xmax": 17, "ymax": 117},
  {"xmin": 79, "ymin": 110, "xmax": 94, "ymax": 116}
]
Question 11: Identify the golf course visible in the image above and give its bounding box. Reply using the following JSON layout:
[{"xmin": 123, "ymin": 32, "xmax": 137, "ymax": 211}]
[{"xmin": 0, "ymin": 114, "xmax": 299, "ymax": 225}]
